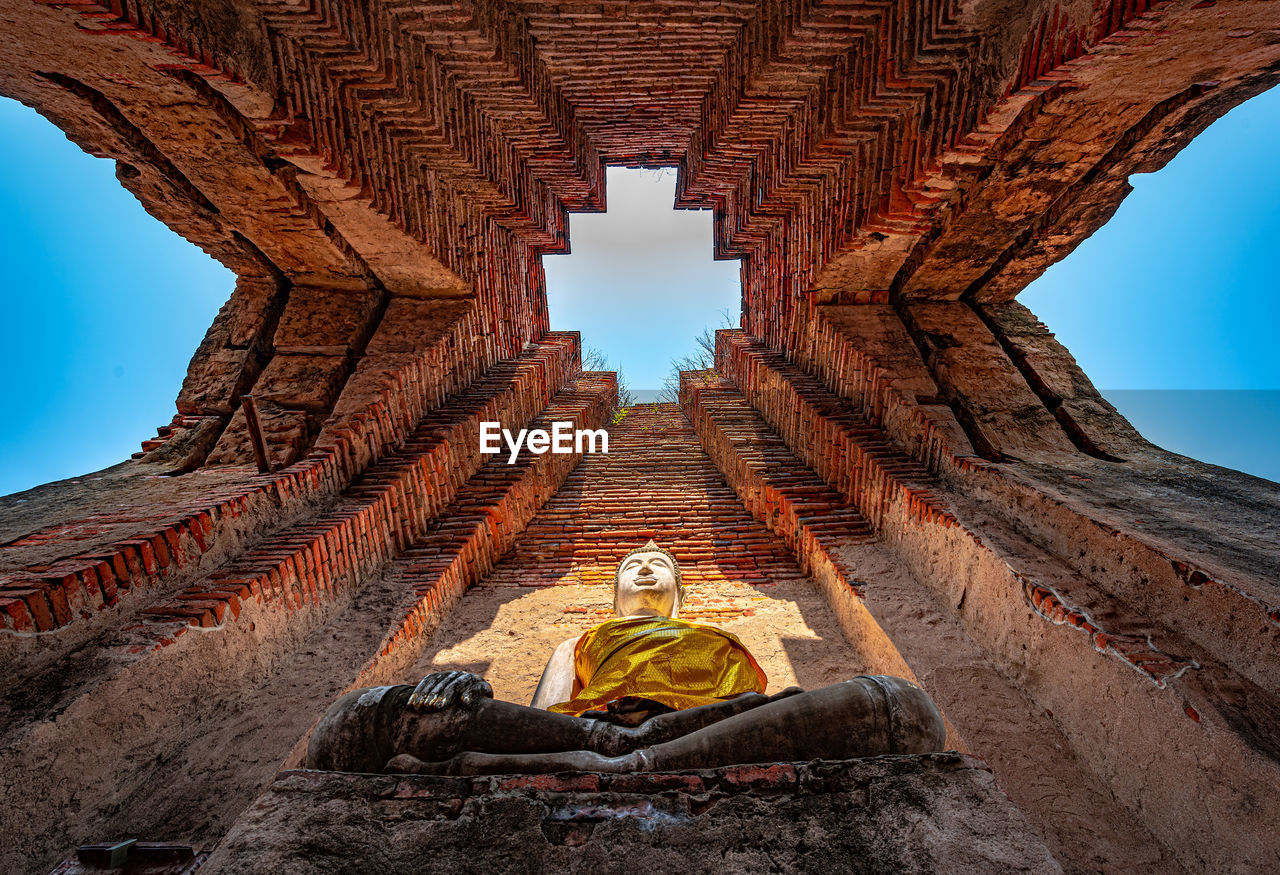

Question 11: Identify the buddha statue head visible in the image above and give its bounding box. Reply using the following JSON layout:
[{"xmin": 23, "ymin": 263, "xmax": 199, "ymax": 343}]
[{"xmin": 614, "ymin": 540, "xmax": 684, "ymax": 618}]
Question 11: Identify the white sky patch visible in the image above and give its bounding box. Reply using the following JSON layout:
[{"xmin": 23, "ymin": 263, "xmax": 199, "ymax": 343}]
[{"xmin": 544, "ymin": 167, "xmax": 741, "ymax": 392}]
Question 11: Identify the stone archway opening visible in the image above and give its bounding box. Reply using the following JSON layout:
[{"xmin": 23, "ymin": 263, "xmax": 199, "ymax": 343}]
[{"xmin": 543, "ymin": 166, "xmax": 741, "ymax": 402}]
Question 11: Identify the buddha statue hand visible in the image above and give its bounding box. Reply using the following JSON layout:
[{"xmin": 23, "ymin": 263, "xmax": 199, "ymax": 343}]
[{"xmin": 406, "ymin": 670, "xmax": 493, "ymax": 712}]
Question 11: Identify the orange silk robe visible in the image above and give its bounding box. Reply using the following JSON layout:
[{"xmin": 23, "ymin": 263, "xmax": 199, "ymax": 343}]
[{"xmin": 548, "ymin": 615, "xmax": 767, "ymax": 716}]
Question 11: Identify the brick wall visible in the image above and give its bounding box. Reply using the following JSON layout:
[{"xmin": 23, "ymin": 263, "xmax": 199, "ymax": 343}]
[
  {"xmin": 0, "ymin": 330, "xmax": 576, "ymax": 661},
  {"xmin": 701, "ymin": 328, "xmax": 1280, "ymax": 871},
  {"xmin": 0, "ymin": 337, "xmax": 615, "ymax": 871}
]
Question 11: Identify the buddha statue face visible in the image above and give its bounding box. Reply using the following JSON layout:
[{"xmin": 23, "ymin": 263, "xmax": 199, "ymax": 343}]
[{"xmin": 614, "ymin": 541, "xmax": 683, "ymax": 618}]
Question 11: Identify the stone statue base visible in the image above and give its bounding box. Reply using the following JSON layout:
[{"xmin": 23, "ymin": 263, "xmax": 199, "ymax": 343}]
[{"xmin": 202, "ymin": 754, "xmax": 1060, "ymax": 874}]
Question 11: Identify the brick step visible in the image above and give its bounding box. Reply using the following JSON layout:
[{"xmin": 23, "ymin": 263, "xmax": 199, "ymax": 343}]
[
  {"xmin": 682, "ymin": 370, "xmax": 875, "ymax": 589},
  {"xmin": 787, "ymin": 311, "xmax": 981, "ymax": 474},
  {"xmin": 2, "ymin": 342, "xmax": 589, "ymax": 740},
  {"xmin": 0, "ymin": 319, "xmax": 557, "ymax": 662},
  {"xmin": 481, "ymin": 404, "xmax": 813, "ymax": 593},
  {"xmin": 789, "ymin": 314, "xmax": 1280, "ymax": 697},
  {"xmin": 716, "ymin": 329, "xmax": 1276, "ymax": 692},
  {"xmin": 717, "ymin": 331, "xmax": 952, "ymax": 531},
  {"xmin": 60, "ymin": 375, "xmax": 620, "ymax": 855},
  {"xmin": 131, "ymin": 339, "xmax": 583, "ymax": 641},
  {"xmin": 357, "ymin": 375, "xmax": 618, "ymax": 681}
]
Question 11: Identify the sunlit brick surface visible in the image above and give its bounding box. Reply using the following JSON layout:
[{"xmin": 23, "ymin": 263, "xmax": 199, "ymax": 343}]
[{"xmin": 486, "ymin": 403, "xmax": 802, "ymax": 595}]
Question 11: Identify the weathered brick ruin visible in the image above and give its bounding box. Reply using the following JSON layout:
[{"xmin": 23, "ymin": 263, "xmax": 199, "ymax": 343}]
[{"xmin": 2, "ymin": 1, "xmax": 1279, "ymax": 871}]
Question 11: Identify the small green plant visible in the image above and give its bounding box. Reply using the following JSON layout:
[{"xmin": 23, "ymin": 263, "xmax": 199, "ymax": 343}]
[
  {"xmin": 658, "ymin": 308, "xmax": 737, "ymax": 403},
  {"xmin": 580, "ymin": 344, "xmax": 636, "ymax": 414}
]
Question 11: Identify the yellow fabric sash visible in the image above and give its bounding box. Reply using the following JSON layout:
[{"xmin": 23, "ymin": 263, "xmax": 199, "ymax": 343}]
[{"xmin": 548, "ymin": 615, "xmax": 767, "ymax": 716}]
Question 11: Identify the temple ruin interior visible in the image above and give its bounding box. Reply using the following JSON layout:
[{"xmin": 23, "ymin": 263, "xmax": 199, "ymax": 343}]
[{"xmin": 2, "ymin": 0, "xmax": 1279, "ymax": 871}]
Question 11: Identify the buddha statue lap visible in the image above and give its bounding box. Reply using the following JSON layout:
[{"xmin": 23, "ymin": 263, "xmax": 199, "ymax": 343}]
[{"xmin": 307, "ymin": 541, "xmax": 945, "ymax": 775}]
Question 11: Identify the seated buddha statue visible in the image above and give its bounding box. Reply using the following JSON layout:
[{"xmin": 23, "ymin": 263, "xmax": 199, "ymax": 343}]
[{"xmin": 307, "ymin": 541, "xmax": 945, "ymax": 775}]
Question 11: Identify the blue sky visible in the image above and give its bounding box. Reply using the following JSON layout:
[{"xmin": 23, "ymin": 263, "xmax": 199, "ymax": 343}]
[
  {"xmin": 1021, "ymin": 84, "xmax": 1280, "ymax": 390},
  {"xmin": 0, "ymin": 83, "xmax": 1277, "ymax": 495},
  {"xmin": 1019, "ymin": 84, "xmax": 1280, "ymax": 482},
  {"xmin": 544, "ymin": 166, "xmax": 740, "ymax": 390},
  {"xmin": 0, "ymin": 98, "xmax": 233, "ymax": 496}
]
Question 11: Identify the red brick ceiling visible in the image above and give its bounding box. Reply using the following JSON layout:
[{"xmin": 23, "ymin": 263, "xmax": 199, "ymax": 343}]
[{"xmin": 3, "ymin": 0, "xmax": 1279, "ymax": 350}]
